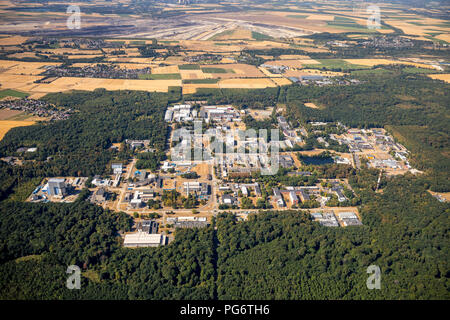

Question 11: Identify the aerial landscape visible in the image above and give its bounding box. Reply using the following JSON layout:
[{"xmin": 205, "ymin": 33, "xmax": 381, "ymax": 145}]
[{"xmin": 0, "ymin": 0, "xmax": 448, "ymax": 307}]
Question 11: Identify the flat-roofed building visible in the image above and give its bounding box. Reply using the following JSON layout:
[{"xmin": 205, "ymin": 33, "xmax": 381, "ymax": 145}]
[
  {"xmin": 338, "ymin": 212, "xmax": 357, "ymax": 219},
  {"xmin": 222, "ymin": 194, "xmax": 237, "ymax": 205},
  {"xmin": 273, "ymin": 187, "xmax": 282, "ymax": 198},
  {"xmin": 136, "ymin": 220, "xmax": 159, "ymax": 234},
  {"xmin": 183, "ymin": 182, "xmax": 209, "ymax": 196},
  {"xmin": 111, "ymin": 163, "xmax": 123, "ymax": 174},
  {"xmin": 254, "ymin": 183, "xmax": 261, "ymax": 197},
  {"xmin": 277, "ymin": 197, "xmax": 285, "ymax": 207},
  {"xmin": 299, "ymin": 190, "xmax": 310, "ymax": 202},
  {"xmin": 92, "ymin": 187, "xmax": 108, "ymax": 203},
  {"xmin": 48, "ymin": 178, "xmax": 68, "ymax": 197},
  {"xmin": 289, "ymin": 191, "xmax": 299, "ymax": 205},
  {"xmin": 123, "ymin": 232, "xmax": 167, "ymax": 248}
]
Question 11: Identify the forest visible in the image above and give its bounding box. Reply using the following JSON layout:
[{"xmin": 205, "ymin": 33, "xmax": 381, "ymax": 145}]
[
  {"xmin": 0, "ymin": 89, "xmax": 169, "ymax": 200},
  {"xmin": 1, "ymin": 173, "xmax": 448, "ymax": 299}
]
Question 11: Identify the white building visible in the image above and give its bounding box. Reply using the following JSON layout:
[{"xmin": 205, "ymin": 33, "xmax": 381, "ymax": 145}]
[{"xmin": 124, "ymin": 232, "xmax": 167, "ymax": 247}]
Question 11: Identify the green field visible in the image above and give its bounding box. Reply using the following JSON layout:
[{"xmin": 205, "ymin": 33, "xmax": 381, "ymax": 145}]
[
  {"xmin": 183, "ymin": 79, "xmax": 219, "ymax": 84},
  {"xmin": 201, "ymin": 67, "xmax": 234, "ymax": 74},
  {"xmin": 0, "ymin": 89, "xmax": 29, "ymax": 99},
  {"xmin": 178, "ymin": 64, "xmax": 201, "ymax": 70},
  {"xmin": 130, "ymin": 40, "xmax": 146, "ymax": 45},
  {"xmin": 286, "ymin": 14, "xmax": 308, "ymax": 19},
  {"xmin": 351, "ymin": 68, "xmax": 396, "ymax": 76},
  {"xmin": 327, "ymin": 16, "xmax": 385, "ymax": 32},
  {"xmin": 402, "ymin": 67, "xmax": 439, "ymax": 74},
  {"xmin": 138, "ymin": 73, "xmax": 181, "ymax": 80},
  {"xmin": 251, "ymin": 31, "xmax": 274, "ymax": 41},
  {"xmin": 210, "ymin": 29, "xmax": 235, "ymax": 40}
]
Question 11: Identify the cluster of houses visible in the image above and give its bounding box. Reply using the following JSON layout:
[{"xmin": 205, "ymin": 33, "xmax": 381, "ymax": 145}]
[
  {"xmin": 43, "ymin": 64, "xmax": 152, "ymax": 79},
  {"xmin": 0, "ymin": 99, "xmax": 72, "ymax": 121}
]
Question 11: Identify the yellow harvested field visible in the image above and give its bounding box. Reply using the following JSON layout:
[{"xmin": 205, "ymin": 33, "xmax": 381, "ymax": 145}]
[
  {"xmin": 0, "ymin": 109, "xmax": 22, "ymax": 120},
  {"xmin": 30, "ymin": 77, "xmax": 181, "ymax": 93},
  {"xmin": 435, "ymin": 33, "xmax": 450, "ymax": 43},
  {"xmin": 226, "ymin": 64, "xmax": 266, "ymax": 77},
  {"xmin": 304, "ymin": 102, "xmax": 320, "ymax": 109},
  {"xmin": 182, "ymin": 83, "xmax": 219, "ymax": 94},
  {"xmin": 0, "ymin": 36, "xmax": 28, "ymax": 45},
  {"xmin": 428, "ymin": 74, "xmax": 450, "ymax": 83},
  {"xmin": 384, "ymin": 20, "xmax": 430, "ymax": 36},
  {"xmin": 220, "ymin": 57, "xmax": 236, "ymax": 63},
  {"xmin": 213, "ymin": 27, "xmax": 253, "ymax": 40},
  {"xmin": 0, "ymin": 73, "xmax": 43, "ymax": 91},
  {"xmin": 0, "ymin": 120, "xmax": 36, "ymax": 141},
  {"xmin": 28, "ymin": 92, "xmax": 47, "ymax": 99},
  {"xmin": 0, "ymin": 60, "xmax": 60, "ymax": 75},
  {"xmin": 179, "ymin": 69, "xmax": 206, "ymax": 80},
  {"xmin": 152, "ymin": 65, "xmax": 179, "ymax": 74},
  {"xmin": 299, "ymin": 47, "xmax": 329, "ymax": 53},
  {"xmin": 7, "ymin": 52, "xmax": 38, "ymax": 59},
  {"xmin": 271, "ymin": 77, "xmax": 292, "ymax": 86},
  {"xmin": 344, "ymin": 59, "xmax": 438, "ymax": 69},
  {"xmin": 306, "ymin": 14, "xmax": 335, "ymax": 21},
  {"xmin": 218, "ymin": 78, "xmax": 276, "ymax": 89}
]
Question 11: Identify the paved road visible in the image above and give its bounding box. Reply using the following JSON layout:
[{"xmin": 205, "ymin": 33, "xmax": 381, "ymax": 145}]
[{"xmin": 116, "ymin": 158, "xmax": 136, "ymax": 212}]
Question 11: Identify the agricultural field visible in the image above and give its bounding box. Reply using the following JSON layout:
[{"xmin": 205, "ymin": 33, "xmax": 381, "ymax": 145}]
[
  {"xmin": 0, "ymin": 120, "xmax": 36, "ymax": 141},
  {"xmin": 428, "ymin": 74, "xmax": 450, "ymax": 83},
  {"xmin": 0, "ymin": 1, "xmax": 447, "ymax": 96}
]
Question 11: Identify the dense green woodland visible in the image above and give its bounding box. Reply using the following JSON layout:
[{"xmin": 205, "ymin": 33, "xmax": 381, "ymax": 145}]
[
  {"xmin": 0, "ymin": 174, "xmax": 448, "ymax": 299},
  {"xmin": 0, "ymin": 70, "xmax": 449, "ymax": 299}
]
